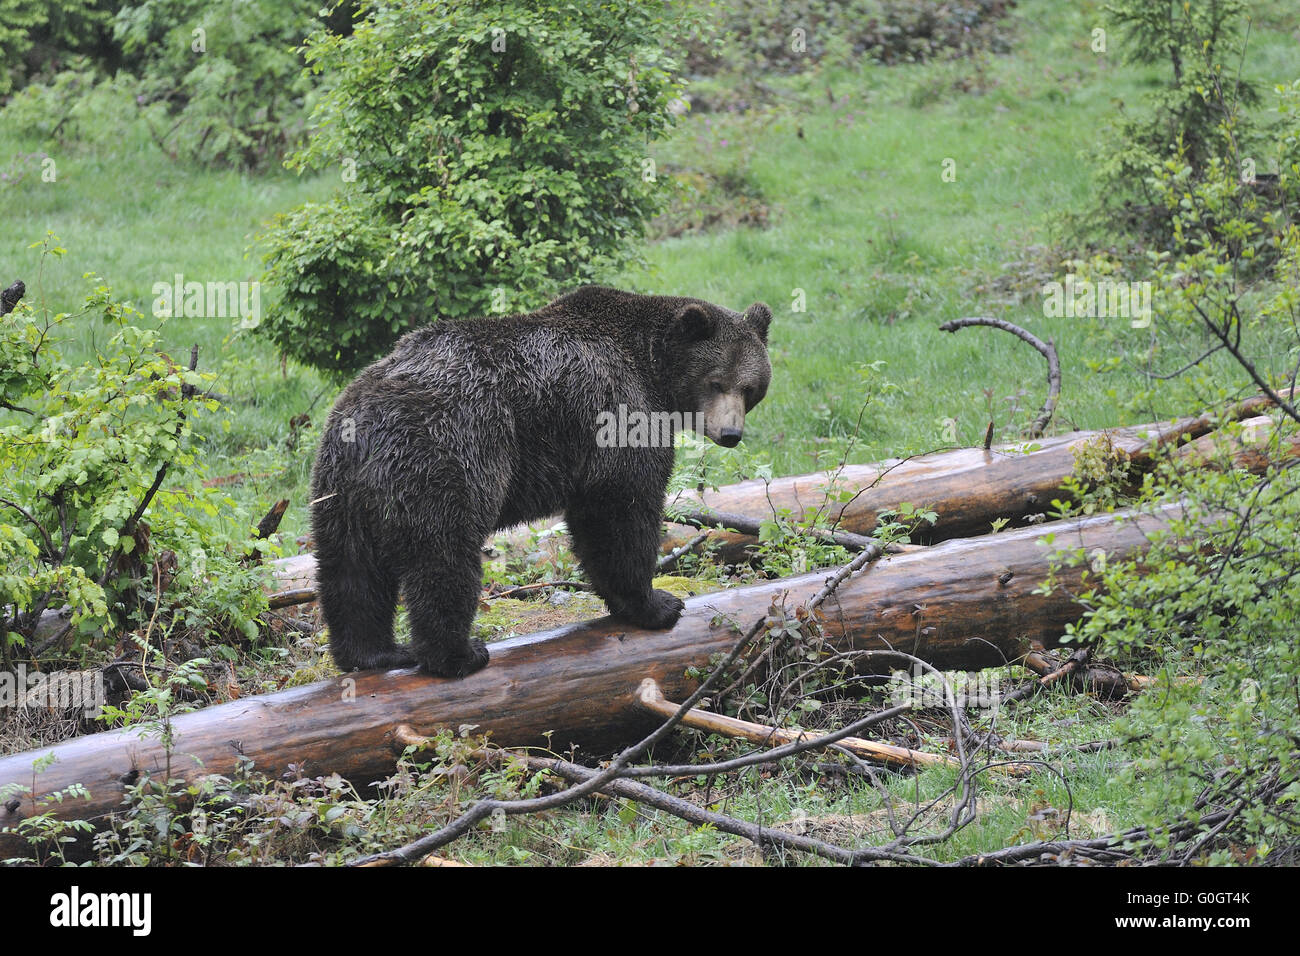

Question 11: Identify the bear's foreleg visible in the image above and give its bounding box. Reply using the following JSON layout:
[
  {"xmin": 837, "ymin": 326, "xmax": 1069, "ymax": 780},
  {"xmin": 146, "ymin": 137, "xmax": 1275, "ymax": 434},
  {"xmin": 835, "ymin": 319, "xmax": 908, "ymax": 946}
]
[{"xmin": 566, "ymin": 498, "xmax": 685, "ymax": 630}]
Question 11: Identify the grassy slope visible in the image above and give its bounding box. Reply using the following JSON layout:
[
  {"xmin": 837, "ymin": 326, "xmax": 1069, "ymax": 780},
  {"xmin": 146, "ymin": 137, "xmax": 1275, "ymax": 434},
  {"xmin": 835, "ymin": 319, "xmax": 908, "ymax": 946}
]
[
  {"xmin": 3, "ymin": 0, "xmax": 1299, "ymax": 863},
  {"xmin": 628, "ymin": 0, "xmax": 1300, "ymax": 476},
  {"xmin": 4, "ymin": 0, "xmax": 1298, "ymax": 528}
]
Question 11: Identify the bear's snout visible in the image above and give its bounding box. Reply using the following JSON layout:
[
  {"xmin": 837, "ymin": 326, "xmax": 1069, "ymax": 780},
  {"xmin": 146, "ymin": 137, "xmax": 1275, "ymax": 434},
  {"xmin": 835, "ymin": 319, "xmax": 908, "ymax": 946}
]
[{"xmin": 699, "ymin": 391, "xmax": 748, "ymax": 447}]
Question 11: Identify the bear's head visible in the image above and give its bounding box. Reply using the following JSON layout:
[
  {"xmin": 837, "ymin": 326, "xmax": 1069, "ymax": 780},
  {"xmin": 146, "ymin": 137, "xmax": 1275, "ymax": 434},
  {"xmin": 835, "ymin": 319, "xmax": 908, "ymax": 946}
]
[{"xmin": 669, "ymin": 300, "xmax": 772, "ymax": 447}]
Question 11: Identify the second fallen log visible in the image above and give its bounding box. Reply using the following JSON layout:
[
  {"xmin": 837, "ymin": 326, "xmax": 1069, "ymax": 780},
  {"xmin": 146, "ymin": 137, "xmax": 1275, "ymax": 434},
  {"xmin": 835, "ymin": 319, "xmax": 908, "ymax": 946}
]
[{"xmin": 271, "ymin": 420, "xmax": 1187, "ymax": 592}]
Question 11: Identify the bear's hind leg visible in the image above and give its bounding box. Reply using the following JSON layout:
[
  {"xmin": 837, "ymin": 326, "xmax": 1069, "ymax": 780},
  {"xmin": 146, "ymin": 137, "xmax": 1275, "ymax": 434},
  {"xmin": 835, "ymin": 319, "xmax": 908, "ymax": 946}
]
[
  {"xmin": 566, "ymin": 499, "xmax": 684, "ymax": 630},
  {"xmin": 401, "ymin": 539, "xmax": 491, "ymax": 679},
  {"xmin": 317, "ymin": 550, "xmax": 414, "ymax": 672}
]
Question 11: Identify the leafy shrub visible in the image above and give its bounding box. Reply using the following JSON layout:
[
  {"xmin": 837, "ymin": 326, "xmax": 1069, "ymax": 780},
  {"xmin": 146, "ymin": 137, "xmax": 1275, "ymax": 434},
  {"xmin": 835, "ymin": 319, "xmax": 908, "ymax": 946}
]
[
  {"xmin": 0, "ymin": 63, "xmax": 139, "ymax": 146},
  {"xmin": 1081, "ymin": 0, "xmax": 1299, "ymax": 265},
  {"xmin": 0, "ymin": 0, "xmax": 117, "ymax": 97},
  {"xmin": 1103, "ymin": 0, "xmax": 1257, "ymax": 171},
  {"xmin": 1042, "ymin": 113, "xmax": 1300, "ymax": 857},
  {"xmin": 1049, "ymin": 432, "xmax": 1300, "ymax": 858},
  {"xmin": 0, "ymin": 238, "xmax": 269, "ymax": 670},
  {"xmin": 111, "ymin": 0, "xmax": 323, "ymax": 169},
  {"xmin": 257, "ymin": 0, "xmax": 691, "ymax": 376}
]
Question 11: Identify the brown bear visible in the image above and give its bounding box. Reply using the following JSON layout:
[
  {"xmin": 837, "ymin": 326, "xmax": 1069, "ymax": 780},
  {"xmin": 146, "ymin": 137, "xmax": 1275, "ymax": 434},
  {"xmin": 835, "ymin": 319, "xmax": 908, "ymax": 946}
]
[{"xmin": 310, "ymin": 285, "xmax": 772, "ymax": 678}]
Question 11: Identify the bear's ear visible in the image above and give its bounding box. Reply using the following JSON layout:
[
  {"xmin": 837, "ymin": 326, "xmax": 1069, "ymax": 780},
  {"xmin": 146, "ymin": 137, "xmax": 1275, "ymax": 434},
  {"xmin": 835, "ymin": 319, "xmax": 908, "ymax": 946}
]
[
  {"xmin": 743, "ymin": 302, "xmax": 772, "ymax": 342},
  {"xmin": 674, "ymin": 303, "xmax": 716, "ymax": 342}
]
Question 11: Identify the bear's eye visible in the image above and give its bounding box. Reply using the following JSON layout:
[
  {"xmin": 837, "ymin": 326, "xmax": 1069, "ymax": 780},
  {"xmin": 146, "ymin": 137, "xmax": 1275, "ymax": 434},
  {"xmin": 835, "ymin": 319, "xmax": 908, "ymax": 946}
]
[{"xmin": 710, "ymin": 382, "xmax": 725, "ymax": 394}]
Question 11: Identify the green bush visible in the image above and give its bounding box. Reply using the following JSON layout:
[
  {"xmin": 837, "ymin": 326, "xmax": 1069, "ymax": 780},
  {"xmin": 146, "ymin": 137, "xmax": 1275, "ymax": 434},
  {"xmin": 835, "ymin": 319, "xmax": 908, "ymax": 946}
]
[
  {"xmin": 1044, "ymin": 107, "xmax": 1300, "ymax": 857},
  {"xmin": 0, "ymin": 0, "xmax": 117, "ymax": 97},
  {"xmin": 0, "ymin": 63, "xmax": 138, "ymax": 146},
  {"xmin": 1050, "ymin": 428, "xmax": 1300, "ymax": 858},
  {"xmin": 0, "ymin": 238, "xmax": 269, "ymax": 668},
  {"xmin": 1081, "ymin": 0, "xmax": 1300, "ymax": 262},
  {"xmin": 257, "ymin": 0, "xmax": 691, "ymax": 376},
  {"xmin": 112, "ymin": 0, "xmax": 323, "ymax": 169}
]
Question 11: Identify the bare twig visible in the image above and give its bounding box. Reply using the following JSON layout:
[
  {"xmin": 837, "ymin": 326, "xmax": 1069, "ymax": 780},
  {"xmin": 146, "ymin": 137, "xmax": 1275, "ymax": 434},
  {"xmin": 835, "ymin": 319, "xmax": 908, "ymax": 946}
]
[
  {"xmin": 656, "ymin": 531, "xmax": 710, "ymax": 572},
  {"xmin": 940, "ymin": 317, "xmax": 1061, "ymax": 438},
  {"xmin": 667, "ymin": 507, "xmax": 910, "ymax": 556},
  {"xmin": 488, "ymin": 580, "xmax": 591, "ymax": 600},
  {"xmin": 634, "ymin": 677, "xmax": 978, "ymax": 772}
]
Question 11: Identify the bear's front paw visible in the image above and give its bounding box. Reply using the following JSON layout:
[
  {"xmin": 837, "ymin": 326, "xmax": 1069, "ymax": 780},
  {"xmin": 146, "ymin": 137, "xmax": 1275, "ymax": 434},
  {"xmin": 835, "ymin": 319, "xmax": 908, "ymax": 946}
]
[
  {"xmin": 419, "ymin": 639, "xmax": 491, "ymax": 679},
  {"xmin": 627, "ymin": 589, "xmax": 685, "ymax": 630}
]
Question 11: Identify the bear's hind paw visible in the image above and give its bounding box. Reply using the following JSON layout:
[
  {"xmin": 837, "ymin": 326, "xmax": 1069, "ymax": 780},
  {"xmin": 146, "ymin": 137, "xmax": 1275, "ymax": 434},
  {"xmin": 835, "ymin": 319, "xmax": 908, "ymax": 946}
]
[
  {"xmin": 626, "ymin": 589, "xmax": 685, "ymax": 630},
  {"xmin": 419, "ymin": 639, "xmax": 491, "ymax": 679},
  {"xmin": 334, "ymin": 645, "xmax": 418, "ymax": 672}
]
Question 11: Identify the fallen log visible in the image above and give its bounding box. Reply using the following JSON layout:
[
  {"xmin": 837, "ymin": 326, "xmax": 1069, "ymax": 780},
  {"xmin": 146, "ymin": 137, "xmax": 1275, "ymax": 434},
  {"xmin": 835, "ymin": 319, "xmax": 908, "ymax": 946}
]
[
  {"xmin": 1174, "ymin": 415, "xmax": 1300, "ymax": 471},
  {"xmin": 269, "ymin": 405, "xmax": 1274, "ymax": 593},
  {"xmin": 656, "ymin": 410, "xmax": 1277, "ymax": 564},
  {"xmin": 0, "ymin": 502, "xmax": 1188, "ymax": 853},
  {"xmin": 30, "ymin": 407, "xmax": 1300, "ymax": 638}
]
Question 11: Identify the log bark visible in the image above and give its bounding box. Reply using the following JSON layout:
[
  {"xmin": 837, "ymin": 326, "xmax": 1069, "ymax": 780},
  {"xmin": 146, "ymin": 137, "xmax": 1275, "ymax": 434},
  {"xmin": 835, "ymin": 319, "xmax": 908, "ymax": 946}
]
[
  {"xmin": 1173, "ymin": 415, "xmax": 1300, "ymax": 471},
  {"xmin": 34, "ymin": 410, "xmax": 1300, "ymax": 631},
  {"xmin": 0, "ymin": 502, "xmax": 1186, "ymax": 852},
  {"xmin": 658, "ymin": 404, "xmax": 1287, "ymax": 564}
]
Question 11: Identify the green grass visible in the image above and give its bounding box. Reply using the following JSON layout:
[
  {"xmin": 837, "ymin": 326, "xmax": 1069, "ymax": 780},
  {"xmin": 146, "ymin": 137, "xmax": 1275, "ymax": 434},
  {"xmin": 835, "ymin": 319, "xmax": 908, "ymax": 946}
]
[
  {"xmin": 437, "ymin": 683, "xmax": 1143, "ymax": 867},
  {"xmin": 626, "ymin": 0, "xmax": 1300, "ymax": 475},
  {"xmin": 4, "ymin": 0, "xmax": 1298, "ymax": 533}
]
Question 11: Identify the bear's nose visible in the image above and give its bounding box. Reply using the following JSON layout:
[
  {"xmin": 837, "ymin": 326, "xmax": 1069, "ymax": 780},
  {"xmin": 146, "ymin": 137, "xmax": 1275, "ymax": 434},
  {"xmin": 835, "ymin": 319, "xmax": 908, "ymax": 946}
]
[{"xmin": 717, "ymin": 428, "xmax": 743, "ymax": 447}]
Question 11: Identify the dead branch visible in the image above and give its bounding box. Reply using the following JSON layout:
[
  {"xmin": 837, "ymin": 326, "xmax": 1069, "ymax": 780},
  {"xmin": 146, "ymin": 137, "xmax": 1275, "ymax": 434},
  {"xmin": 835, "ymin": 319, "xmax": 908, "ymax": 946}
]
[
  {"xmin": 1012, "ymin": 647, "xmax": 1135, "ymax": 701},
  {"xmin": 667, "ymin": 506, "xmax": 909, "ymax": 555},
  {"xmin": 245, "ymin": 498, "xmax": 289, "ymax": 567},
  {"xmin": 660, "ymin": 504, "xmax": 904, "ymax": 556},
  {"xmin": 656, "ymin": 531, "xmax": 710, "ymax": 572},
  {"xmin": 939, "ymin": 316, "xmax": 1061, "ymax": 438},
  {"xmin": 634, "ymin": 677, "xmax": 976, "ymax": 772},
  {"xmin": 254, "ymin": 499, "xmax": 289, "ymax": 542},
  {"xmin": 487, "ymin": 580, "xmax": 592, "ymax": 600},
  {"xmin": 266, "ymin": 587, "xmax": 318, "ymax": 610}
]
